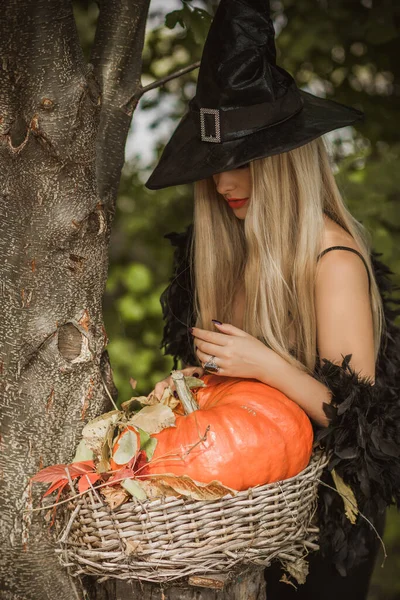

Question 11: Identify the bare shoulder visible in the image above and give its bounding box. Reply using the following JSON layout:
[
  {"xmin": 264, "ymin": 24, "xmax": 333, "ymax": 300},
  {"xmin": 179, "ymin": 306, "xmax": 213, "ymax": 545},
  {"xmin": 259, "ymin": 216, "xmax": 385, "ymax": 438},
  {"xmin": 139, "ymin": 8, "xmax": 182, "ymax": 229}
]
[
  {"xmin": 317, "ymin": 214, "xmax": 369, "ymax": 289},
  {"xmin": 315, "ymin": 215, "xmax": 375, "ymax": 380},
  {"xmin": 320, "ymin": 213, "xmax": 362, "ymax": 254}
]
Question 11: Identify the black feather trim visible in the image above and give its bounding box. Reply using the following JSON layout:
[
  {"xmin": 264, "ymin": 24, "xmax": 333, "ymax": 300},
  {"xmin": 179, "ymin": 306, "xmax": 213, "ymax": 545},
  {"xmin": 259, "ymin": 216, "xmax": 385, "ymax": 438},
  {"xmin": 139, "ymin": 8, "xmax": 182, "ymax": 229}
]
[
  {"xmin": 159, "ymin": 225, "xmax": 197, "ymax": 368},
  {"xmin": 160, "ymin": 232, "xmax": 400, "ymax": 575},
  {"xmin": 313, "ymin": 250, "xmax": 400, "ymax": 575}
]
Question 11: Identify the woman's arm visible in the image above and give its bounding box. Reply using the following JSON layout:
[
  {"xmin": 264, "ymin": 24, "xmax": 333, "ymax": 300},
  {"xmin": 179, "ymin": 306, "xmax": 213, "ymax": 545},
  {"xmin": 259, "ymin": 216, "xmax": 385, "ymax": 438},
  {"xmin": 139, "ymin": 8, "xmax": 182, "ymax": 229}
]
[
  {"xmin": 258, "ymin": 249, "xmax": 375, "ymax": 426},
  {"xmin": 258, "ymin": 355, "xmax": 332, "ymax": 426}
]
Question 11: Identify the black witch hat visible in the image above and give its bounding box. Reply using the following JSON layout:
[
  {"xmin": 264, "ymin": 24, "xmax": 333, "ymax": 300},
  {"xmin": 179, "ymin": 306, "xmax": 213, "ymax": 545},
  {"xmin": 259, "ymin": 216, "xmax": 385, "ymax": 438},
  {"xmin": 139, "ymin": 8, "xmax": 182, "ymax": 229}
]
[{"xmin": 146, "ymin": 0, "xmax": 364, "ymax": 190}]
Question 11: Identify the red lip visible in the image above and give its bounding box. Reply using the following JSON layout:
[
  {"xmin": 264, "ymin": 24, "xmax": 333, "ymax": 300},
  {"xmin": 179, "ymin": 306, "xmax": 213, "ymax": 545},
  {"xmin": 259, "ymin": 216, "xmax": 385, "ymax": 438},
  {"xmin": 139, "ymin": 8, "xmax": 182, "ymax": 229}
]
[{"xmin": 226, "ymin": 197, "xmax": 249, "ymax": 209}]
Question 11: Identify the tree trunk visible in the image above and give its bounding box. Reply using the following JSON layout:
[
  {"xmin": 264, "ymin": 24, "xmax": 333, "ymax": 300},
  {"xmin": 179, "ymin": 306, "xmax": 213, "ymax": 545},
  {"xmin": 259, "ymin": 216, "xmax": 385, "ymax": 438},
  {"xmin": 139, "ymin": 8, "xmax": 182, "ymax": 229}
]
[
  {"xmin": 88, "ymin": 569, "xmax": 266, "ymax": 600},
  {"xmin": 0, "ymin": 1, "xmax": 149, "ymax": 598}
]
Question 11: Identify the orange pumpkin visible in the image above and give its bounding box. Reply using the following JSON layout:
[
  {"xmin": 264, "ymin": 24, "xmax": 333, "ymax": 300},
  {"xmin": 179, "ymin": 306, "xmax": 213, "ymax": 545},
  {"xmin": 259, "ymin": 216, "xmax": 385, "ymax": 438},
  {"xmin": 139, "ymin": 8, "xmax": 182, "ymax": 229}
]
[
  {"xmin": 147, "ymin": 375, "xmax": 313, "ymax": 490},
  {"xmin": 110, "ymin": 426, "xmax": 141, "ymax": 471}
]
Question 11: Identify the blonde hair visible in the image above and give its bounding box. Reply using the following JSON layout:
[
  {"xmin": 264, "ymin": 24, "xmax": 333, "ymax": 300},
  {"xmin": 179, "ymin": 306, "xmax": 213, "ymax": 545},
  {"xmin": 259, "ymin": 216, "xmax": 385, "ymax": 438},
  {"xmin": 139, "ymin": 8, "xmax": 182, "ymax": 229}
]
[{"xmin": 191, "ymin": 136, "xmax": 385, "ymax": 374}]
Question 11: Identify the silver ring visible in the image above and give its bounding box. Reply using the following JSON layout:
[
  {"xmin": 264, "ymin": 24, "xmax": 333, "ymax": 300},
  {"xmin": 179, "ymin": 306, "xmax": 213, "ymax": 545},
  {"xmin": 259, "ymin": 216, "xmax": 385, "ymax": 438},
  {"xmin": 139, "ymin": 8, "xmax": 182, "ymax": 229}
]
[{"xmin": 203, "ymin": 355, "xmax": 220, "ymax": 373}]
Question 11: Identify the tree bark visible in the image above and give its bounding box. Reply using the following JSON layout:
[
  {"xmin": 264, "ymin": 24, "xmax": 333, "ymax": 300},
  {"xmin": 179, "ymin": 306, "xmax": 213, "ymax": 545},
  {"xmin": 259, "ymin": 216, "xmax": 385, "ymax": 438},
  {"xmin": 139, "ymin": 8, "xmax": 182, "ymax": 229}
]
[
  {"xmin": 88, "ymin": 568, "xmax": 266, "ymax": 600},
  {"xmin": 0, "ymin": 1, "xmax": 149, "ymax": 598}
]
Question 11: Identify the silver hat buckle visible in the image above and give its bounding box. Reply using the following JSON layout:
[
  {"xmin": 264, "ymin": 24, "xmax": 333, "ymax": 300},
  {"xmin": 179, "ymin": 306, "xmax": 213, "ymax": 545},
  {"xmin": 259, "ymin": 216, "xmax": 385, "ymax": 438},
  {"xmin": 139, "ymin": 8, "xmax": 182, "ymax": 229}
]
[{"xmin": 200, "ymin": 108, "xmax": 221, "ymax": 143}]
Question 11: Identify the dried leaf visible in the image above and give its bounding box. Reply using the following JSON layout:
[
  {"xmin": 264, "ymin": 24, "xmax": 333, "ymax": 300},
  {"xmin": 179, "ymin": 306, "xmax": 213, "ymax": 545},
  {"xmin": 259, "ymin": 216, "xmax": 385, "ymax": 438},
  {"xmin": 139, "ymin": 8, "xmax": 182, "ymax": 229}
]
[
  {"xmin": 81, "ymin": 411, "xmax": 120, "ymax": 456},
  {"xmin": 101, "ymin": 485, "xmax": 129, "ymax": 509},
  {"xmin": 128, "ymin": 404, "xmax": 175, "ymax": 434},
  {"xmin": 72, "ymin": 439, "xmax": 94, "ymax": 463},
  {"xmin": 332, "ymin": 469, "xmax": 359, "ymax": 524},
  {"xmin": 184, "ymin": 376, "xmax": 206, "ymax": 389},
  {"xmin": 120, "ymin": 396, "xmax": 151, "ymax": 414},
  {"xmin": 138, "ymin": 479, "xmax": 170, "ymax": 499},
  {"xmin": 113, "ymin": 429, "xmax": 139, "ymax": 465},
  {"xmin": 97, "ymin": 421, "xmax": 118, "ymax": 473},
  {"xmin": 78, "ymin": 472, "xmax": 101, "ymax": 494},
  {"xmin": 121, "ymin": 478, "xmax": 147, "ymax": 501},
  {"xmin": 141, "ymin": 474, "xmax": 236, "ymax": 501}
]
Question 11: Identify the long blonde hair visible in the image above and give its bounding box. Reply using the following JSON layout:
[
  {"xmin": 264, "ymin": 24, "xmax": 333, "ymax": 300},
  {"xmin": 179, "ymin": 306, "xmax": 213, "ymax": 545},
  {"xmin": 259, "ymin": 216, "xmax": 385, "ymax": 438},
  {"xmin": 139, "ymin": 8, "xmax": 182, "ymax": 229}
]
[{"xmin": 191, "ymin": 136, "xmax": 384, "ymax": 374}]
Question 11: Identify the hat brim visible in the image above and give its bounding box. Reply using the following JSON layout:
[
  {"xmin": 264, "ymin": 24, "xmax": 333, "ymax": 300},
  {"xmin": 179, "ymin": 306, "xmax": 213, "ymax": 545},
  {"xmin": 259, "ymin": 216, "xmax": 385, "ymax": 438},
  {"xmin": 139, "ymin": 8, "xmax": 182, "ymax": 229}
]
[{"xmin": 145, "ymin": 90, "xmax": 364, "ymax": 190}]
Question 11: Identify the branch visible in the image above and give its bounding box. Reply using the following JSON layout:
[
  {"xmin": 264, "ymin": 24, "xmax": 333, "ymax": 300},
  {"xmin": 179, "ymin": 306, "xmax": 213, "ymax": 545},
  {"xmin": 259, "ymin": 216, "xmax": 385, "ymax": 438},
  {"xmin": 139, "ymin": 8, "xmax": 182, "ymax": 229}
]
[
  {"xmin": 90, "ymin": 0, "xmax": 150, "ymax": 109},
  {"xmin": 89, "ymin": 0, "xmax": 151, "ymax": 207},
  {"xmin": 135, "ymin": 60, "xmax": 201, "ymax": 100}
]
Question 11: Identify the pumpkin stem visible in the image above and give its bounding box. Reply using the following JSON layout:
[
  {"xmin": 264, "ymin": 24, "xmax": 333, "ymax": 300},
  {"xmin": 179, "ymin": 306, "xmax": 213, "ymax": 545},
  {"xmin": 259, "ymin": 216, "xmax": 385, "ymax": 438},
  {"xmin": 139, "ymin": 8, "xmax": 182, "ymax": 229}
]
[{"xmin": 172, "ymin": 371, "xmax": 198, "ymax": 414}]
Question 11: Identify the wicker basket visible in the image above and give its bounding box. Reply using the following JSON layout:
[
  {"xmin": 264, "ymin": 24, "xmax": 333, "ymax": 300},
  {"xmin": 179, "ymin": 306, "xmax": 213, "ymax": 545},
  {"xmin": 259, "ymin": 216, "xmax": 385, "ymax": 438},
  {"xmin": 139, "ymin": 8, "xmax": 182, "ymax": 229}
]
[{"xmin": 56, "ymin": 449, "xmax": 328, "ymax": 585}]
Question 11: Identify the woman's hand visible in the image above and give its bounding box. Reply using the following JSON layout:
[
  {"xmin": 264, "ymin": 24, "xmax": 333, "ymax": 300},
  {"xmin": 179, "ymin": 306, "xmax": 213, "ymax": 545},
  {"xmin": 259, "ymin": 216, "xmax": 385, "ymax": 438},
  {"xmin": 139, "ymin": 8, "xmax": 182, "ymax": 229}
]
[
  {"xmin": 151, "ymin": 365, "xmax": 205, "ymax": 401},
  {"xmin": 192, "ymin": 322, "xmax": 277, "ymax": 381}
]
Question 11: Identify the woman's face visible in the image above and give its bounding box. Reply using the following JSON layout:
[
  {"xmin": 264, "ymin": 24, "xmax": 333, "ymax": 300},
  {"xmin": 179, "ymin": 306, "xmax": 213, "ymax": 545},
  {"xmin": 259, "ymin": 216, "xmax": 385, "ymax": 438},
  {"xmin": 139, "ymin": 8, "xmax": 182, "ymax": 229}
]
[{"xmin": 212, "ymin": 163, "xmax": 251, "ymax": 220}]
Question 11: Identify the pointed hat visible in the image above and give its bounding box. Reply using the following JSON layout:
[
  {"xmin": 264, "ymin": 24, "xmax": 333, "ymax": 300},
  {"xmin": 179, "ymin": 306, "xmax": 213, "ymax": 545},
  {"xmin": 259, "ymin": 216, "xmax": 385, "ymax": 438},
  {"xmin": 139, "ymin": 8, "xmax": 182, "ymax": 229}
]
[{"xmin": 146, "ymin": 0, "xmax": 364, "ymax": 190}]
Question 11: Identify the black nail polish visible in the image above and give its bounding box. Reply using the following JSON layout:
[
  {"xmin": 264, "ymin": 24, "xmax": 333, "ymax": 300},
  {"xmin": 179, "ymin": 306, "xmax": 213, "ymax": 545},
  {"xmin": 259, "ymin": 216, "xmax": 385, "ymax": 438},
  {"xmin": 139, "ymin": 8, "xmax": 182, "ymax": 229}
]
[
  {"xmin": 193, "ymin": 372, "xmax": 200, "ymax": 377},
  {"xmin": 173, "ymin": 391, "xmax": 179, "ymax": 399},
  {"xmin": 212, "ymin": 319, "xmax": 223, "ymax": 325},
  {"xmin": 188, "ymin": 327, "xmax": 193, "ymax": 334}
]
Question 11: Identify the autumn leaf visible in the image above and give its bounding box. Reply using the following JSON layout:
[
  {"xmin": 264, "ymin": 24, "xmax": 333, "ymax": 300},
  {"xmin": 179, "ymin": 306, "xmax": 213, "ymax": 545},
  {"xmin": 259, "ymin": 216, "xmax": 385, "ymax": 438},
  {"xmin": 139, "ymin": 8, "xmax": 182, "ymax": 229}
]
[
  {"xmin": 332, "ymin": 469, "xmax": 359, "ymax": 524},
  {"xmin": 128, "ymin": 404, "xmax": 175, "ymax": 434},
  {"xmin": 134, "ymin": 449, "xmax": 150, "ymax": 475},
  {"xmin": 107, "ymin": 465, "xmax": 136, "ymax": 485},
  {"xmin": 31, "ymin": 464, "xmax": 71, "ymax": 484},
  {"xmin": 120, "ymin": 397, "xmax": 151, "ymax": 414},
  {"xmin": 73, "ymin": 439, "xmax": 94, "ymax": 462},
  {"xmin": 101, "ymin": 486, "xmax": 129, "ymax": 509},
  {"xmin": 113, "ymin": 428, "xmax": 140, "ymax": 465},
  {"xmin": 81, "ymin": 410, "xmax": 120, "ymax": 456},
  {"xmin": 121, "ymin": 478, "xmax": 147, "ymax": 501},
  {"xmin": 159, "ymin": 387, "xmax": 180, "ymax": 410},
  {"xmin": 42, "ymin": 479, "xmax": 70, "ymax": 498},
  {"xmin": 31, "ymin": 460, "xmax": 95, "ymax": 484},
  {"xmin": 140, "ymin": 474, "xmax": 236, "ymax": 501},
  {"xmin": 78, "ymin": 472, "xmax": 101, "ymax": 494}
]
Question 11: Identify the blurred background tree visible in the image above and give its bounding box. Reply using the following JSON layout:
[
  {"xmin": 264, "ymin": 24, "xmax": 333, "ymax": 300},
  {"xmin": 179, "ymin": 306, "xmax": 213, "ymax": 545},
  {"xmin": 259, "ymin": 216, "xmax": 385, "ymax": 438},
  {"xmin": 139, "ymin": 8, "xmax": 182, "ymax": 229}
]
[{"xmin": 73, "ymin": 1, "xmax": 400, "ymax": 597}]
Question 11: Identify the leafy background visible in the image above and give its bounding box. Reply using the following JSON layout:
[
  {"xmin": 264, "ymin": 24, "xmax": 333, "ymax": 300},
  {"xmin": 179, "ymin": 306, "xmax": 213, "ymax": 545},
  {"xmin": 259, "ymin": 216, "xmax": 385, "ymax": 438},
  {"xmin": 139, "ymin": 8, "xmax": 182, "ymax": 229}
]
[{"xmin": 73, "ymin": 1, "xmax": 400, "ymax": 597}]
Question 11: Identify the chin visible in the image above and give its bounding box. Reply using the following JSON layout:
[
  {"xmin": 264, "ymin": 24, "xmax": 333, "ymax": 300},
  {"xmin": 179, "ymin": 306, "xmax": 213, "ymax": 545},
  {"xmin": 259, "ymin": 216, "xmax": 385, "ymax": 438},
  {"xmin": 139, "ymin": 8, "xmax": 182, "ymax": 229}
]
[{"xmin": 233, "ymin": 208, "xmax": 248, "ymax": 220}]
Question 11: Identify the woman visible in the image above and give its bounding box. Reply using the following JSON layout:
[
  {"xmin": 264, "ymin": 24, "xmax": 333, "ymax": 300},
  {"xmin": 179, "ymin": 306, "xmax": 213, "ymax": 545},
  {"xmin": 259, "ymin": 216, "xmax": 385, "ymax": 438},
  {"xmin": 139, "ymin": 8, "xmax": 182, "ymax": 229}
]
[
  {"xmin": 153, "ymin": 138, "xmax": 380, "ymax": 428},
  {"xmin": 145, "ymin": 0, "xmax": 400, "ymax": 597}
]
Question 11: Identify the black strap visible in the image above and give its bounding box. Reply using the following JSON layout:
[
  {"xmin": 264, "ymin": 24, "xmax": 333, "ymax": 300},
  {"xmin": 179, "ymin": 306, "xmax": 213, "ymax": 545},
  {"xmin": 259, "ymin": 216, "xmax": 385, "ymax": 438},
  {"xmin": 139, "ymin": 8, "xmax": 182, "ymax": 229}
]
[{"xmin": 317, "ymin": 246, "xmax": 371, "ymax": 290}]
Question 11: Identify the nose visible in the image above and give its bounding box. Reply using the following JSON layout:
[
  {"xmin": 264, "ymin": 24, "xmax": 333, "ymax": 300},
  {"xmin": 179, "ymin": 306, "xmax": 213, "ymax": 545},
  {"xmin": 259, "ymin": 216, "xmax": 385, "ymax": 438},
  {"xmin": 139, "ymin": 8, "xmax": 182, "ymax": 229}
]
[{"xmin": 213, "ymin": 171, "xmax": 236, "ymax": 196}]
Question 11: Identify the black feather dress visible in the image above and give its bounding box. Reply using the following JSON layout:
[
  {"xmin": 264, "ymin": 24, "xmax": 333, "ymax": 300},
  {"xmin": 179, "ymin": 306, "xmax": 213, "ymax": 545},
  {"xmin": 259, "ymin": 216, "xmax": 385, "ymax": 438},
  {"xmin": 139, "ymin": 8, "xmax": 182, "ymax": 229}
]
[{"xmin": 159, "ymin": 224, "xmax": 400, "ymax": 576}]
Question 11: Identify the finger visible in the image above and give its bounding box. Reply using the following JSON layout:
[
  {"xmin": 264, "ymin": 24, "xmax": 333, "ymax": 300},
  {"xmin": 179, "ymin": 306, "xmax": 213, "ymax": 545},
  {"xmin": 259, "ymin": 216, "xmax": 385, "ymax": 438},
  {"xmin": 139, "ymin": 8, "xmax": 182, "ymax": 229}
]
[
  {"xmin": 212, "ymin": 322, "xmax": 249, "ymax": 337},
  {"xmin": 191, "ymin": 327, "xmax": 229, "ymax": 346},
  {"xmin": 153, "ymin": 381, "xmax": 169, "ymax": 400},
  {"xmin": 195, "ymin": 339, "xmax": 226, "ymax": 358},
  {"xmin": 196, "ymin": 347, "xmax": 224, "ymax": 371},
  {"xmin": 181, "ymin": 366, "xmax": 205, "ymax": 377}
]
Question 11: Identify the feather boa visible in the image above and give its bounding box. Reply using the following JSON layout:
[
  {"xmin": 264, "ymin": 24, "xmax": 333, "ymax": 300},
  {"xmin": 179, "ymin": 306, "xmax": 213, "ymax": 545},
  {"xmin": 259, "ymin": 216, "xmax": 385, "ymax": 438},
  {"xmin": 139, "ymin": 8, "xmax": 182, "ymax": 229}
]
[
  {"xmin": 312, "ymin": 251, "xmax": 400, "ymax": 575},
  {"xmin": 160, "ymin": 227, "xmax": 400, "ymax": 575}
]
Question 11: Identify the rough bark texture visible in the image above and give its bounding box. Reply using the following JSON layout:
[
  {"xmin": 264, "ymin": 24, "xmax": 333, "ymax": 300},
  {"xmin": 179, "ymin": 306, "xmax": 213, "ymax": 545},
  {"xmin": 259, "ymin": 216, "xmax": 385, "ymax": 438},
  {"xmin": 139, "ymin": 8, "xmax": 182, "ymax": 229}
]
[
  {"xmin": 88, "ymin": 568, "xmax": 267, "ymax": 600},
  {"xmin": 0, "ymin": 1, "xmax": 149, "ymax": 598}
]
